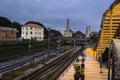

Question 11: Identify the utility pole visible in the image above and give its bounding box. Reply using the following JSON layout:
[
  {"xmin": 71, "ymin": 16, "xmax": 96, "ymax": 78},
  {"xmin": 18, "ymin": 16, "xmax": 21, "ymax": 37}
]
[
  {"xmin": 48, "ymin": 28, "xmax": 51, "ymax": 50},
  {"xmin": 28, "ymin": 39, "xmax": 34, "ymax": 66},
  {"xmin": 74, "ymin": 39, "xmax": 76, "ymax": 47}
]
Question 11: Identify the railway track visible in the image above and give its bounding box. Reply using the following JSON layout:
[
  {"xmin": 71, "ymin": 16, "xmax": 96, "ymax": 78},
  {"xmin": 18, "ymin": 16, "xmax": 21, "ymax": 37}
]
[
  {"xmin": 21, "ymin": 46, "xmax": 81, "ymax": 80},
  {"xmin": 0, "ymin": 50, "xmax": 51, "ymax": 73}
]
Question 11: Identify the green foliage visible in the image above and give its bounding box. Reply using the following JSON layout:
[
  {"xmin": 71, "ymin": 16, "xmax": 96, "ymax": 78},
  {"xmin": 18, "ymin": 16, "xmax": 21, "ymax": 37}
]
[
  {"xmin": 0, "ymin": 16, "xmax": 11, "ymax": 27},
  {"xmin": 50, "ymin": 29, "xmax": 62, "ymax": 38},
  {"xmin": 12, "ymin": 21, "xmax": 21, "ymax": 37},
  {"xmin": 0, "ymin": 40, "xmax": 59, "ymax": 62}
]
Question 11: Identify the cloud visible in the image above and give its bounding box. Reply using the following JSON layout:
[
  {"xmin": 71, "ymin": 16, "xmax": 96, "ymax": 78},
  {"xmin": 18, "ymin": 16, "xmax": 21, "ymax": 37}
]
[{"xmin": 0, "ymin": 0, "xmax": 114, "ymax": 34}]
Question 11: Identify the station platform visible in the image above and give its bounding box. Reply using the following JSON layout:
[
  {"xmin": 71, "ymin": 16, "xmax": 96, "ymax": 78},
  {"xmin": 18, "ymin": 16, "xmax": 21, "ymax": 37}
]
[{"xmin": 60, "ymin": 52, "xmax": 108, "ymax": 80}]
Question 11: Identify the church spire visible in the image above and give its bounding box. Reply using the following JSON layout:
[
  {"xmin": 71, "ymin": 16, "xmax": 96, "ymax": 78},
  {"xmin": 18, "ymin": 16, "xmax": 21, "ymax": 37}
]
[
  {"xmin": 66, "ymin": 18, "xmax": 70, "ymax": 31},
  {"xmin": 64, "ymin": 18, "xmax": 73, "ymax": 37}
]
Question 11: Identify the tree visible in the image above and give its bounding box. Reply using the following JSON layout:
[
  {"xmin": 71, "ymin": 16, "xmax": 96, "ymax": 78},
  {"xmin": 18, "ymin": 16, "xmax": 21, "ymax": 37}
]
[
  {"xmin": 0, "ymin": 16, "xmax": 12, "ymax": 27},
  {"xmin": 12, "ymin": 21, "xmax": 21, "ymax": 38}
]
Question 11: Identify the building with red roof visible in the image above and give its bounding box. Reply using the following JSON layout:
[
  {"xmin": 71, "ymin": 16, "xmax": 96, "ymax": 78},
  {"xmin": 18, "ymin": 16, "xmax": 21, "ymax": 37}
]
[{"xmin": 21, "ymin": 23, "xmax": 44, "ymax": 41}]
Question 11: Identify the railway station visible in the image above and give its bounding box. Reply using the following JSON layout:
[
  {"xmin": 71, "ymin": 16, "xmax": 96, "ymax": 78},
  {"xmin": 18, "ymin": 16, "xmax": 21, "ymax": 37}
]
[
  {"xmin": 0, "ymin": 0, "xmax": 120, "ymax": 80},
  {"xmin": 60, "ymin": 49, "xmax": 108, "ymax": 80}
]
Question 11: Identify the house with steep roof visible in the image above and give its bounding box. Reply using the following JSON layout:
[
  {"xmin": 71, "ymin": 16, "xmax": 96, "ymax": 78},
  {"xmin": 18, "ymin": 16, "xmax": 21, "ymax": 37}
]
[{"xmin": 21, "ymin": 23, "xmax": 44, "ymax": 41}]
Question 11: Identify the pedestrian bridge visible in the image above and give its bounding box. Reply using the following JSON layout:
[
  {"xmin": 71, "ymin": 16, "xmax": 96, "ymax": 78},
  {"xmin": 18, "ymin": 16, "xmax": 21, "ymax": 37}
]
[{"xmin": 94, "ymin": 1, "xmax": 120, "ymax": 79}]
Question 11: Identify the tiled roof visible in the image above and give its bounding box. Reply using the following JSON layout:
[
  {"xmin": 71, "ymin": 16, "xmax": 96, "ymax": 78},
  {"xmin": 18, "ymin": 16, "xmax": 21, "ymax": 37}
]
[
  {"xmin": 23, "ymin": 23, "xmax": 43, "ymax": 28},
  {"xmin": 0, "ymin": 26, "xmax": 17, "ymax": 31}
]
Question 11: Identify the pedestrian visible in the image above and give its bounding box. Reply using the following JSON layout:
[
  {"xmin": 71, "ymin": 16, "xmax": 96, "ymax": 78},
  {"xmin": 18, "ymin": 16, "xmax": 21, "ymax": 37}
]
[
  {"xmin": 81, "ymin": 63, "xmax": 85, "ymax": 69},
  {"xmin": 73, "ymin": 63, "xmax": 80, "ymax": 71},
  {"xmin": 80, "ymin": 67, "xmax": 85, "ymax": 80},
  {"xmin": 81, "ymin": 56, "xmax": 85, "ymax": 64},
  {"xmin": 74, "ymin": 70, "xmax": 81, "ymax": 80},
  {"xmin": 78, "ymin": 66, "xmax": 80, "ymax": 71}
]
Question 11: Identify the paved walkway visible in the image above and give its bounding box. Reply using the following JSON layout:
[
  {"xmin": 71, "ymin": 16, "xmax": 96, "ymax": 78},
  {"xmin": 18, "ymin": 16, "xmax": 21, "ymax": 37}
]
[{"xmin": 60, "ymin": 53, "xmax": 108, "ymax": 80}]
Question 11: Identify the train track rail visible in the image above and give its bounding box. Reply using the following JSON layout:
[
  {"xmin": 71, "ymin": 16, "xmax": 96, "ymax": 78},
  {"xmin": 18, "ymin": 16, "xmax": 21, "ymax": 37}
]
[
  {"xmin": 0, "ymin": 50, "xmax": 51, "ymax": 73},
  {"xmin": 21, "ymin": 46, "xmax": 81, "ymax": 80}
]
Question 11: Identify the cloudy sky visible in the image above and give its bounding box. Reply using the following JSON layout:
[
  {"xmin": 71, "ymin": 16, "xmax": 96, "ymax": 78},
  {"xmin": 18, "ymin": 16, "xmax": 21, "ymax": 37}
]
[{"xmin": 0, "ymin": 0, "xmax": 114, "ymax": 34}]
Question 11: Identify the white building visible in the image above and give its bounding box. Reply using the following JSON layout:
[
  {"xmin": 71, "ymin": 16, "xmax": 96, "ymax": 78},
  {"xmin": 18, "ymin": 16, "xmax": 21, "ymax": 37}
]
[
  {"xmin": 85, "ymin": 26, "xmax": 91, "ymax": 38},
  {"xmin": 21, "ymin": 23, "xmax": 44, "ymax": 41}
]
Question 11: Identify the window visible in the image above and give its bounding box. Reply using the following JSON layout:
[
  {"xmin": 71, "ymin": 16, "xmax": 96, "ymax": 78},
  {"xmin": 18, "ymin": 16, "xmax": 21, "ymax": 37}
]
[
  {"xmin": 26, "ymin": 32, "xmax": 28, "ymax": 35},
  {"xmin": 26, "ymin": 27, "xmax": 28, "ymax": 30},
  {"xmin": 31, "ymin": 32, "xmax": 32, "ymax": 35}
]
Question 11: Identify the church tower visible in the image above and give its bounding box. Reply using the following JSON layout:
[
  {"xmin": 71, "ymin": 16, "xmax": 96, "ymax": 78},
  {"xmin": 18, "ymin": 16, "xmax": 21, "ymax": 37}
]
[
  {"xmin": 66, "ymin": 18, "xmax": 70, "ymax": 32},
  {"xmin": 64, "ymin": 18, "xmax": 73, "ymax": 37}
]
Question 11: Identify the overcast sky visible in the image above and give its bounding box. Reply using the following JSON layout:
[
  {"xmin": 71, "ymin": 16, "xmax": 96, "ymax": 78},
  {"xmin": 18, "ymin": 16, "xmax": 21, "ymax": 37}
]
[{"xmin": 0, "ymin": 0, "xmax": 114, "ymax": 34}]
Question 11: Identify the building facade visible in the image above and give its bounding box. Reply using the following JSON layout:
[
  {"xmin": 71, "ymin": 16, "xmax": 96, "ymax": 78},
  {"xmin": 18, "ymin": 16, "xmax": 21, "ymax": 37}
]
[
  {"xmin": 0, "ymin": 26, "xmax": 17, "ymax": 41},
  {"xmin": 21, "ymin": 23, "xmax": 44, "ymax": 41},
  {"xmin": 64, "ymin": 19, "xmax": 73, "ymax": 37},
  {"xmin": 85, "ymin": 26, "xmax": 91, "ymax": 38}
]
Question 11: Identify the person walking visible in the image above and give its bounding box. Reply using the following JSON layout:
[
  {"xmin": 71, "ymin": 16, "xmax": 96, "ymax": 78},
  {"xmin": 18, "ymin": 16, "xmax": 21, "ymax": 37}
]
[
  {"xmin": 81, "ymin": 63, "xmax": 85, "ymax": 69},
  {"xmin": 73, "ymin": 59, "xmax": 80, "ymax": 71},
  {"xmin": 74, "ymin": 70, "xmax": 81, "ymax": 80},
  {"xmin": 80, "ymin": 67, "xmax": 85, "ymax": 80}
]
